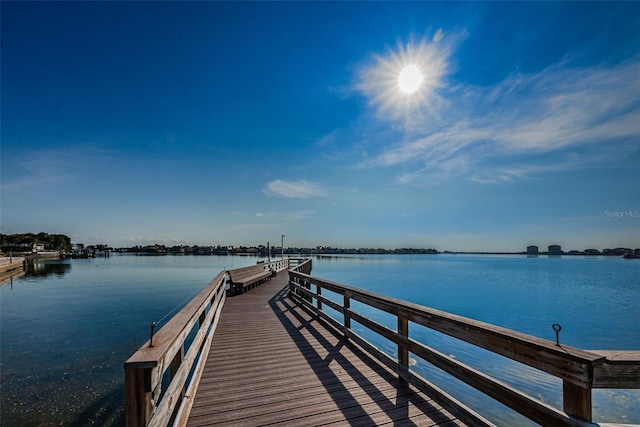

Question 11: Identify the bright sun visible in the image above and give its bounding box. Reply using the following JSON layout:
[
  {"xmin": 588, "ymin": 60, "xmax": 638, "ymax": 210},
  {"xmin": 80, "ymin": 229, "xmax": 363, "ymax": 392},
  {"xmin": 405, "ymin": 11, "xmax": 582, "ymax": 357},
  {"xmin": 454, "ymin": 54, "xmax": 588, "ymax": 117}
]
[{"xmin": 398, "ymin": 64, "xmax": 424, "ymax": 94}]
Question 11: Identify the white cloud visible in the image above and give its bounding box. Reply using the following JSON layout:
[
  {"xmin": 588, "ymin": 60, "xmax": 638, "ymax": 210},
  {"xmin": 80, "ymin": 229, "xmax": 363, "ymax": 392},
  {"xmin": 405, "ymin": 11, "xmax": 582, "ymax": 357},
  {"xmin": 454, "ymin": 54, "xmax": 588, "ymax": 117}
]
[
  {"xmin": 489, "ymin": 59, "xmax": 640, "ymax": 152},
  {"xmin": 263, "ymin": 179, "xmax": 328, "ymax": 198},
  {"xmin": 360, "ymin": 53, "xmax": 640, "ymax": 183}
]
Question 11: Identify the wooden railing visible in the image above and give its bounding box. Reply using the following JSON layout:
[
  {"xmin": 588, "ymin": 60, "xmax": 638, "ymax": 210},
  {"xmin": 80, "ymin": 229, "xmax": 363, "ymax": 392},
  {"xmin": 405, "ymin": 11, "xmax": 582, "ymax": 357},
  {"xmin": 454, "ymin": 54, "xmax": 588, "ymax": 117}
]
[
  {"xmin": 288, "ymin": 257, "xmax": 312, "ymax": 274},
  {"xmin": 288, "ymin": 270, "xmax": 640, "ymax": 427},
  {"xmin": 124, "ymin": 259, "xmax": 289, "ymax": 427},
  {"xmin": 124, "ymin": 271, "xmax": 226, "ymax": 427},
  {"xmin": 263, "ymin": 257, "xmax": 291, "ymax": 273},
  {"xmin": 0, "ymin": 257, "xmax": 26, "ymax": 276}
]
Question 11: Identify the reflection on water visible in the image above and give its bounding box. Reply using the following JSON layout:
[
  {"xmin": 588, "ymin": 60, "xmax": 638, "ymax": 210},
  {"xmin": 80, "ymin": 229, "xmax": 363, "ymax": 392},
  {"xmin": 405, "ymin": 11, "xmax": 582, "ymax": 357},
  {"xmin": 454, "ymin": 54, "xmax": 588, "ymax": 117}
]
[
  {"xmin": 24, "ymin": 260, "xmax": 71, "ymax": 277},
  {"xmin": 0, "ymin": 272, "xmax": 25, "ymax": 287}
]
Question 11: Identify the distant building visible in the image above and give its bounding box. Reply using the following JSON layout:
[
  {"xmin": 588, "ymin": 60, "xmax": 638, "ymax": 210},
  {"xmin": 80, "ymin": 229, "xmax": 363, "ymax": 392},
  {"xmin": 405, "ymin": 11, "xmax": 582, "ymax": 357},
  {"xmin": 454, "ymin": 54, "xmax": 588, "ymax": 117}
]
[
  {"xmin": 614, "ymin": 247, "xmax": 633, "ymax": 255},
  {"xmin": 548, "ymin": 245, "xmax": 562, "ymax": 255},
  {"xmin": 194, "ymin": 246, "xmax": 213, "ymax": 255},
  {"xmin": 33, "ymin": 241, "xmax": 50, "ymax": 253},
  {"xmin": 526, "ymin": 246, "xmax": 539, "ymax": 255}
]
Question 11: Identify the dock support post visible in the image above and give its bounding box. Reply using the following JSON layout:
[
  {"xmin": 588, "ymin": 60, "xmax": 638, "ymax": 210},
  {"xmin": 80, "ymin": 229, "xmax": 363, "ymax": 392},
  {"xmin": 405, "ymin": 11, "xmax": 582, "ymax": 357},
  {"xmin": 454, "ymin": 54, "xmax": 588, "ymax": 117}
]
[
  {"xmin": 125, "ymin": 367, "xmax": 153, "ymax": 427},
  {"xmin": 562, "ymin": 380, "xmax": 592, "ymax": 423}
]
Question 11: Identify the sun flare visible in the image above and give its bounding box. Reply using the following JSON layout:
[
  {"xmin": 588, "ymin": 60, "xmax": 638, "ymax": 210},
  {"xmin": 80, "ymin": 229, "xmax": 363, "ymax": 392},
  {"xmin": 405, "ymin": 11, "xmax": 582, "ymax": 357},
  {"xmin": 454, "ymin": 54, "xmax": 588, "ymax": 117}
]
[
  {"xmin": 356, "ymin": 32, "xmax": 450, "ymax": 120},
  {"xmin": 398, "ymin": 65, "xmax": 424, "ymax": 94}
]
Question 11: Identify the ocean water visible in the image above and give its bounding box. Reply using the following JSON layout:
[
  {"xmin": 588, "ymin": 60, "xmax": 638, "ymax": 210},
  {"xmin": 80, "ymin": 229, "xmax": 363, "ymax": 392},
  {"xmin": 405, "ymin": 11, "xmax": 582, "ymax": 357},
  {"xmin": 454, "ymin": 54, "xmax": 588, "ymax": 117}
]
[{"xmin": 0, "ymin": 254, "xmax": 638, "ymax": 426}]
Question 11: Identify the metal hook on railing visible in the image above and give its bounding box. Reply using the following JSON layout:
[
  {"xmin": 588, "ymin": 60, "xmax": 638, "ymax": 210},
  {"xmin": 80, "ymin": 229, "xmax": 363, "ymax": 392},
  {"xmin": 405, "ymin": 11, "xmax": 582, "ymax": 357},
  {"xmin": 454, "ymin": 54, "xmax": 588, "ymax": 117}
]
[
  {"xmin": 552, "ymin": 323, "xmax": 562, "ymax": 346},
  {"xmin": 149, "ymin": 322, "xmax": 156, "ymax": 347}
]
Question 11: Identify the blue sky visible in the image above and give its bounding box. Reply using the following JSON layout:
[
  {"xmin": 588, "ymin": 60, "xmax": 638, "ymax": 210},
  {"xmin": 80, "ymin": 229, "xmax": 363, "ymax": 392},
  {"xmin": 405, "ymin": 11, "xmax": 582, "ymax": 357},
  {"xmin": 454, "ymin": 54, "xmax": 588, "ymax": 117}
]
[{"xmin": 2, "ymin": 1, "xmax": 639, "ymax": 251}]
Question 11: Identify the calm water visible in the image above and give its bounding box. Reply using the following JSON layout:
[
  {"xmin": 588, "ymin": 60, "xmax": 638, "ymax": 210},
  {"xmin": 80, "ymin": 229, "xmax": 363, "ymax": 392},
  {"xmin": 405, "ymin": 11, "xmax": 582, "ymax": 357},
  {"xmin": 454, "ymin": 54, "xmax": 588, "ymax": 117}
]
[{"xmin": 1, "ymin": 254, "xmax": 638, "ymax": 426}]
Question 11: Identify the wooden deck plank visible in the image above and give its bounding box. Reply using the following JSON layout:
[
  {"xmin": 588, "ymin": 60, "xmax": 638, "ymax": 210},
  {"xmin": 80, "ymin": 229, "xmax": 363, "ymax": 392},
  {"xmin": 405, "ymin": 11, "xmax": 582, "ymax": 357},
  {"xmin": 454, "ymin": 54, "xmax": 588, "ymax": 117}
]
[{"xmin": 187, "ymin": 271, "xmax": 468, "ymax": 427}]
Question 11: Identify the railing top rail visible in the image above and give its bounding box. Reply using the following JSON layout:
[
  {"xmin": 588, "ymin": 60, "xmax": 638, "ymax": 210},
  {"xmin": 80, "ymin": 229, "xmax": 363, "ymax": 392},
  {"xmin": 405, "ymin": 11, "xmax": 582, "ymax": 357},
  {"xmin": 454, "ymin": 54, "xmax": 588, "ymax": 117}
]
[
  {"xmin": 263, "ymin": 258, "xmax": 290, "ymax": 271},
  {"xmin": 290, "ymin": 258, "xmax": 308, "ymax": 265},
  {"xmin": 289, "ymin": 257, "xmax": 312, "ymax": 273},
  {"xmin": 289, "ymin": 270, "xmax": 607, "ymax": 366},
  {"xmin": 125, "ymin": 270, "xmax": 226, "ymax": 369},
  {"xmin": 590, "ymin": 350, "xmax": 640, "ymax": 362}
]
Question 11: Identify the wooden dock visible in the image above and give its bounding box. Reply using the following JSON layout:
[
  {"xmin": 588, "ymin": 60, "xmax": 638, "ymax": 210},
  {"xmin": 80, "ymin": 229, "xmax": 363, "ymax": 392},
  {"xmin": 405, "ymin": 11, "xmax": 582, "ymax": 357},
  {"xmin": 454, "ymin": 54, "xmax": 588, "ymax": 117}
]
[
  {"xmin": 187, "ymin": 271, "xmax": 467, "ymax": 426},
  {"xmin": 0, "ymin": 257, "xmax": 25, "ymax": 284},
  {"xmin": 124, "ymin": 258, "xmax": 640, "ymax": 427}
]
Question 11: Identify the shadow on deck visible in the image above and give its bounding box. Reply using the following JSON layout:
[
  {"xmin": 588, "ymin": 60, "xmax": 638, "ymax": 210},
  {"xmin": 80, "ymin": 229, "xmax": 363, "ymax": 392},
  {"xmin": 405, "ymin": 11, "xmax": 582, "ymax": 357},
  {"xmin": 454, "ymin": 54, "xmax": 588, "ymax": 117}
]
[{"xmin": 187, "ymin": 272, "xmax": 466, "ymax": 426}]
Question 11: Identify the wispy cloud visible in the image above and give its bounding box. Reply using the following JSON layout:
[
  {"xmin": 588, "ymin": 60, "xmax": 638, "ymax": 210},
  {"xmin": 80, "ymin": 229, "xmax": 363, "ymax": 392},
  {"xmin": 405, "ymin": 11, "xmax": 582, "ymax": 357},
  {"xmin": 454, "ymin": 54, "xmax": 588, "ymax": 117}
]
[
  {"xmin": 263, "ymin": 179, "xmax": 328, "ymax": 198},
  {"xmin": 1, "ymin": 145, "xmax": 113, "ymax": 192},
  {"xmin": 316, "ymin": 129, "xmax": 340, "ymax": 147},
  {"xmin": 358, "ymin": 47, "xmax": 640, "ymax": 183}
]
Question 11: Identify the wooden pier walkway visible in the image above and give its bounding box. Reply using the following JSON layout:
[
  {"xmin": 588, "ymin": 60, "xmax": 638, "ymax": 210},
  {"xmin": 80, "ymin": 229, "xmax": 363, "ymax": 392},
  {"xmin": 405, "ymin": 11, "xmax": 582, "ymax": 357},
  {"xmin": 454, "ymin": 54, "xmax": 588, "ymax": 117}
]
[
  {"xmin": 187, "ymin": 271, "xmax": 466, "ymax": 426},
  {"xmin": 124, "ymin": 258, "xmax": 640, "ymax": 427}
]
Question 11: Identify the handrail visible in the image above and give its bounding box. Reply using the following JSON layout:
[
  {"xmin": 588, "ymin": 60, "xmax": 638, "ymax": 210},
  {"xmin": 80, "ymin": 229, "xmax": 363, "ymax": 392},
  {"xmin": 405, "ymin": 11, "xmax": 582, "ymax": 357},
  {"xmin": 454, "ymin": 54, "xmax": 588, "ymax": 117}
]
[
  {"xmin": 124, "ymin": 258, "xmax": 294, "ymax": 426},
  {"xmin": 262, "ymin": 258, "xmax": 291, "ymax": 273},
  {"xmin": 288, "ymin": 257, "xmax": 312, "ymax": 274},
  {"xmin": 289, "ymin": 270, "xmax": 639, "ymax": 426},
  {"xmin": 124, "ymin": 271, "xmax": 227, "ymax": 427}
]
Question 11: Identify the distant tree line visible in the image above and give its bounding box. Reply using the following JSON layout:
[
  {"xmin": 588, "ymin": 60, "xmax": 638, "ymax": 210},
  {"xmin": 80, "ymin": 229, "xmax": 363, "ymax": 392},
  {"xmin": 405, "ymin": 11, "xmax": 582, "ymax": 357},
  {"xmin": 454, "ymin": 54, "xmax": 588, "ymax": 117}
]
[
  {"xmin": 309, "ymin": 247, "xmax": 439, "ymax": 255},
  {"xmin": 112, "ymin": 244, "xmax": 439, "ymax": 256},
  {"xmin": 0, "ymin": 232, "xmax": 72, "ymax": 253}
]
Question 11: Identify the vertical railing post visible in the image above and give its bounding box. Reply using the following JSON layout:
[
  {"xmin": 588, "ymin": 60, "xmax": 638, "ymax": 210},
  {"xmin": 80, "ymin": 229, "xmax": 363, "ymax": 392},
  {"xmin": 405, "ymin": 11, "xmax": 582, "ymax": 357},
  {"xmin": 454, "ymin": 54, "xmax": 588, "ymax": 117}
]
[
  {"xmin": 303, "ymin": 280, "xmax": 312, "ymax": 303},
  {"xmin": 316, "ymin": 284, "xmax": 322, "ymax": 311},
  {"xmin": 343, "ymin": 295, "xmax": 351, "ymax": 337},
  {"xmin": 398, "ymin": 314, "xmax": 409, "ymax": 380},
  {"xmin": 562, "ymin": 380, "xmax": 592, "ymax": 422},
  {"xmin": 288, "ymin": 272, "xmax": 294, "ymax": 296},
  {"xmin": 170, "ymin": 346, "xmax": 185, "ymax": 418},
  {"xmin": 125, "ymin": 366, "xmax": 153, "ymax": 427}
]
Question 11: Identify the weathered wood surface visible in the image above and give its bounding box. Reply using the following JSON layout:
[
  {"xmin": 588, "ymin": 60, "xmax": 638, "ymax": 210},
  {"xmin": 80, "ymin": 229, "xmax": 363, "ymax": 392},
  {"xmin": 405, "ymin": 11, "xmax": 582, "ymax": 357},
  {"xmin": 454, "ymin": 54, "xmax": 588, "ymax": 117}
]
[
  {"xmin": 0, "ymin": 257, "xmax": 25, "ymax": 276},
  {"xmin": 591, "ymin": 350, "xmax": 640, "ymax": 389},
  {"xmin": 187, "ymin": 271, "xmax": 473, "ymax": 427}
]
